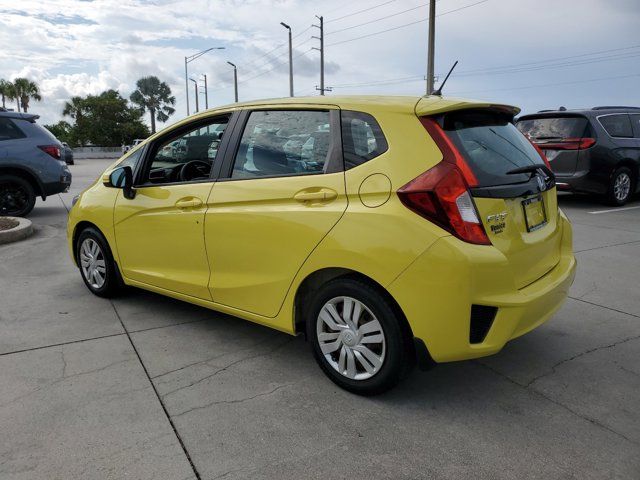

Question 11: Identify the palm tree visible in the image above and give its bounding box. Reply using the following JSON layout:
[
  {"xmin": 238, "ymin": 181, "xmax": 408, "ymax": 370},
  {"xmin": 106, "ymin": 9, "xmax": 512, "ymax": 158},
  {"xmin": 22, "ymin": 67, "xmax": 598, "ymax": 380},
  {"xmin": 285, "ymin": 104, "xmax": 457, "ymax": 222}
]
[
  {"xmin": 12, "ymin": 78, "xmax": 42, "ymax": 113},
  {"xmin": 129, "ymin": 76, "xmax": 176, "ymax": 134},
  {"xmin": 0, "ymin": 79, "xmax": 15, "ymax": 110},
  {"xmin": 62, "ymin": 96, "xmax": 87, "ymax": 121}
]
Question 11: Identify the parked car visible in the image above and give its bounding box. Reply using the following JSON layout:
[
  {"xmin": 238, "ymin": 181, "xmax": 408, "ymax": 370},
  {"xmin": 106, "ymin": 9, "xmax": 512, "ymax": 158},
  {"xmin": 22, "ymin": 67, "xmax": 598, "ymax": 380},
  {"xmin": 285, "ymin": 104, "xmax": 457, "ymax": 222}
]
[
  {"xmin": 67, "ymin": 96, "xmax": 575, "ymax": 395},
  {"xmin": 62, "ymin": 142, "xmax": 74, "ymax": 165},
  {"xmin": 517, "ymin": 106, "xmax": 640, "ymax": 205},
  {"xmin": 0, "ymin": 110, "xmax": 72, "ymax": 216}
]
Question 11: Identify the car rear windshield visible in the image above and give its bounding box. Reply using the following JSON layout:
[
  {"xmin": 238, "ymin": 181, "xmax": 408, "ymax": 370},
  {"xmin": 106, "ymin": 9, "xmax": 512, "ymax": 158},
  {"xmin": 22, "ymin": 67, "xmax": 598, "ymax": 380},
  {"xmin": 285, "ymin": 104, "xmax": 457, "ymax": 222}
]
[
  {"xmin": 442, "ymin": 110, "xmax": 542, "ymax": 186},
  {"xmin": 516, "ymin": 115, "xmax": 589, "ymax": 140}
]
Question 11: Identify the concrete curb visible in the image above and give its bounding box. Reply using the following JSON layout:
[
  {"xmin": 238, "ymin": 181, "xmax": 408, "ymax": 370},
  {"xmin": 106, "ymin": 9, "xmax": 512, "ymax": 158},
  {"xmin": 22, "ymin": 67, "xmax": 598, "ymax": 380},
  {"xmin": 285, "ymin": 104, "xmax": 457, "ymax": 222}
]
[{"xmin": 0, "ymin": 217, "xmax": 34, "ymax": 245}]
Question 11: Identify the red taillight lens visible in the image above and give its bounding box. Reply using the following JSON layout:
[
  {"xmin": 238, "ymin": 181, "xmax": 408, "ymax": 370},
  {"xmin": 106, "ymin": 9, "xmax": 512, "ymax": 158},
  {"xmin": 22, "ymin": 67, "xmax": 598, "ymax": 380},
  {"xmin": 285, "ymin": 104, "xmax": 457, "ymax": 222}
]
[
  {"xmin": 420, "ymin": 117, "xmax": 479, "ymax": 186},
  {"xmin": 39, "ymin": 145, "xmax": 61, "ymax": 160},
  {"xmin": 527, "ymin": 139, "xmax": 552, "ymax": 169},
  {"xmin": 536, "ymin": 137, "xmax": 596, "ymax": 151},
  {"xmin": 398, "ymin": 161, "xmax": 490, "ymax": 245}
]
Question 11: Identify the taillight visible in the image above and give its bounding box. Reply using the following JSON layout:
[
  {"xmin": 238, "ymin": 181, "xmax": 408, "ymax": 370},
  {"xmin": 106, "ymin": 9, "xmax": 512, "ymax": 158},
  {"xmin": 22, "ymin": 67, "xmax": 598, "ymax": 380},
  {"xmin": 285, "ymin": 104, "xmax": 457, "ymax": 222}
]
[
  {"xmin": 39, "ymin": 145, "xmax": 61, "ymax": 160},
  {"xmin": 536, "ymin": 137, "xmax": 596, "ymax": 150},
  {"xmin": 398, "ymin": 161, "xmax": 490, "ymax": 245},
  {"xmin": 527, "ymin": 139, "xmax": 552, "ymax": 169}
]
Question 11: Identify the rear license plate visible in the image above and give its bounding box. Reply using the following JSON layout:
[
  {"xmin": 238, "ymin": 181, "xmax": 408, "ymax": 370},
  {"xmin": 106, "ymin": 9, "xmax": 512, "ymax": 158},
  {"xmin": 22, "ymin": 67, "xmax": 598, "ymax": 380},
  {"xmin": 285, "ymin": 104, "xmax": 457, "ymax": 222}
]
[{"xmin": 522, "ymin": 195, "xmax": 547, "ymax": 232}]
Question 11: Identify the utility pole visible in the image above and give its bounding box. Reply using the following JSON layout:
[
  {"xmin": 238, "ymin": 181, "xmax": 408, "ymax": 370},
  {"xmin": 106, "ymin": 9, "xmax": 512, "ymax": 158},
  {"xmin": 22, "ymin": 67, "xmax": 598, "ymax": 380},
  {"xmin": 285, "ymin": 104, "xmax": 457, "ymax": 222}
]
[
  {"xmin": 280, "ymin": 22, "xmax": 294, "ymax": 97},
  {"xmin": 227, "ymin": 62, "xmax": 238, "ymax": 102},
  {"xmin": 426, "ymin": 0, "xmax": 436, "ymax": 95},
  {"xmin": 189, "ymin": 78, "xmax": 199, "ymax": 112},
  {"xmin": 312, "ymin": 15, "xmax": 326, "ymax": 95},
  {"xmin": 184, "ymin": 46, "xmax": 224, "ymax": 115},
  {"xmin": 202, "ymin": 74, "xmax": 208, "ymax": 109}
]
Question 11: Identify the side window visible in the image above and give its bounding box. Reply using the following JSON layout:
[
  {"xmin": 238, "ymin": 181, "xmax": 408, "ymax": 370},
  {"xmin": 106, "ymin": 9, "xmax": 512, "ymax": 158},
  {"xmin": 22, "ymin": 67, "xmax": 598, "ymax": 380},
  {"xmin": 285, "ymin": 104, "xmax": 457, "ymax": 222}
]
[
  {"xmin": 630, "ymin": 114, "xmax": 640, "ymax": 138},
  {"xmin": 143, "ymin": 117, "xmax": 229, "ymax": 185},
  {"xmin": 598, "ymin": 114, "xmax": 633, "ymax": 138},
  {"xmin": 0, "ymin": 118, "xmax": 26, "ymax": 141},
  {"xmin": 341, "ymin": 111, "xmax": 388, "ymax": 170},
  {"xmin": 231, "ymin": 110, "xmax": 331, "ymax": 179},
  {"xmin": 118, "ymin": 148, "xmax": 143, "ymax": 170}
]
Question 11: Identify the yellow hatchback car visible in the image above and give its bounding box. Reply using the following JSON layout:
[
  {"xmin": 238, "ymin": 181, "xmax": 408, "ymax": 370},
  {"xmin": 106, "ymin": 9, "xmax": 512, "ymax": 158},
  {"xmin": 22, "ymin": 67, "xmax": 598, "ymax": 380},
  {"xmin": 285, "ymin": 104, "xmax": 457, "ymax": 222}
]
[{"xmin": 67, "ymin": 95, "xmax": 576, "ymax": 395}]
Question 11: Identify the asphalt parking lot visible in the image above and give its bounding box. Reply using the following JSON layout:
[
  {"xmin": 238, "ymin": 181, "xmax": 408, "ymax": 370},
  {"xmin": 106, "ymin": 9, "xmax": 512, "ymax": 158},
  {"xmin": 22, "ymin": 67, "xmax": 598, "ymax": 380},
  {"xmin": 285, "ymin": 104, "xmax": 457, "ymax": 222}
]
[{"xmin": 1, "ymin": 158, "xmax": 639, "ymax": 480}]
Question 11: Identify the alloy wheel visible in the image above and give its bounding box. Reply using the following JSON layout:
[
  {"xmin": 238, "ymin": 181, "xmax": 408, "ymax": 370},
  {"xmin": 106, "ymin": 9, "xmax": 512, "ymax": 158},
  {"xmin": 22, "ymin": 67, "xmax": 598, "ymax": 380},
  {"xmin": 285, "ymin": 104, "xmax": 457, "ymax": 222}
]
[
  {"xmin": 80, "ymin": 238, "xmax": 107, "ymax": 289},
  {"xmin": 316, "ymin": 296, "xmax": 386, "ymax": 381},
  {"xmin": 0, "ymin": 182, "xmax": 29, "ymax": 215},
  {"xmin": 614, "ymin": 172, "xmax": 631, "ymax": 202}
]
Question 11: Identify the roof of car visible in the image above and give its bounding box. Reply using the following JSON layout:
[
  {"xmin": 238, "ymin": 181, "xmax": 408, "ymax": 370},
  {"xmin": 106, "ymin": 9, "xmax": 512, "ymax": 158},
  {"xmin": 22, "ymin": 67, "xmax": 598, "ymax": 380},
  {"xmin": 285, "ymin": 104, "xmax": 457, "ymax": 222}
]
[{"xmin": 519, "ymin": 106, "xmax": 640, "ymax": 119}]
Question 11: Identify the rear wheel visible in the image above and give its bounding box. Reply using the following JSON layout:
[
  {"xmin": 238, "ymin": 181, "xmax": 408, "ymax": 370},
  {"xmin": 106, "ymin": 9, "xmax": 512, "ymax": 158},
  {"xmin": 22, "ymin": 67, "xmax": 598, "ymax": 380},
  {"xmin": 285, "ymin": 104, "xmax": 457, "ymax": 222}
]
[
  {"xmin": 76, "ymin": 227, "xmax": 122, "ymax": 297},
  {"xmin": 606, "ymin": 167, "xmax": 634, "ymax": 206},
  {"xmin": 306, "ymin": 278, "xmax": 413, "ymax": 395},
  {"xmin": 0, "ymin": 175, "xmax": 36, "ymax": 217}
]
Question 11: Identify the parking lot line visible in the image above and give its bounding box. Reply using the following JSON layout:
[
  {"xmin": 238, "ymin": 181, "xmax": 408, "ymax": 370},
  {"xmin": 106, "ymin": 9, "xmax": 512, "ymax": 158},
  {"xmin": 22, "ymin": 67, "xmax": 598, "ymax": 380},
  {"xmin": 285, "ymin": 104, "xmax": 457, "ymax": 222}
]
[{"xmin": 588, "ymin": 205, "xmax": 640, "ymax": 215}]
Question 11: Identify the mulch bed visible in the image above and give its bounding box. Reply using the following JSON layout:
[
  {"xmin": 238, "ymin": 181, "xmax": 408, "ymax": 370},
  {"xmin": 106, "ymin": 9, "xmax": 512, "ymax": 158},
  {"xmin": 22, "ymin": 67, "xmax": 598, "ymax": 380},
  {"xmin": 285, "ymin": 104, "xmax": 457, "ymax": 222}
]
[{"xmin": 0, "ymin": 217, "xmax": 19, "ymax": 231}]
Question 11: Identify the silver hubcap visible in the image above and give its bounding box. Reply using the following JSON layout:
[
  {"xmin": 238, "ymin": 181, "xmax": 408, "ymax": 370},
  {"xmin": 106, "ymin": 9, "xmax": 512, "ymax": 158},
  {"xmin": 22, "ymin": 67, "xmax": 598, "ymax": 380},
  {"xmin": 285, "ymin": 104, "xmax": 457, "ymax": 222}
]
[
  {"xmin": 316, "ymin": 296, "xmax": 386, "ymax": 381},
  {"xmin": 80, "ymin": 238, "xmax": 106, "ymax": 289},
  {"xmin": 614, "ymin": 172, "xmax": 631, "ymax": 201}
]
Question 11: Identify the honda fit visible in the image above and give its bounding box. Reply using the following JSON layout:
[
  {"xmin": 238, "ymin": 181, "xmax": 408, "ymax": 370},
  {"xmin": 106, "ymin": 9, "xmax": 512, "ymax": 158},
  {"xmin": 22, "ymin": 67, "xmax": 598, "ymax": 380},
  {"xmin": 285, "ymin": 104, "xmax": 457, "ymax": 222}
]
[{"xmin": 67, "ymin": 96, "xmax": 576, "ymax": 395}]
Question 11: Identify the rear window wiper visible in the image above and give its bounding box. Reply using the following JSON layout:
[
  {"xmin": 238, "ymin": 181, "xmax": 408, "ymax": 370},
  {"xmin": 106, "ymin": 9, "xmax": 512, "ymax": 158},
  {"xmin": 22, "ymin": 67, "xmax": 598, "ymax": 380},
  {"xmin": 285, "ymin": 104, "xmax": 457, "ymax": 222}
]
[{"xmin": 506, "ymin": 163, "xmax": 554, "ymax": 180}]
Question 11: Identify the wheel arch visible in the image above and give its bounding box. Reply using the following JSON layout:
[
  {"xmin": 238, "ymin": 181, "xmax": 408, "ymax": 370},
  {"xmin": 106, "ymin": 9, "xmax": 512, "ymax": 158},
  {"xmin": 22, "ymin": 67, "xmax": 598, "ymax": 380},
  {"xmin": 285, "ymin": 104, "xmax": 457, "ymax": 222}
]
[
  {"xmin": 72, "ymin": 221, "xmax": 107, "ymax": 265},
  {"xmin": 615, "ymin": 158, "xmax": 639, "ymax": 186},
  {"xmin": 0, "ymin": 165, "xmax": 46, "ymax": 200}
]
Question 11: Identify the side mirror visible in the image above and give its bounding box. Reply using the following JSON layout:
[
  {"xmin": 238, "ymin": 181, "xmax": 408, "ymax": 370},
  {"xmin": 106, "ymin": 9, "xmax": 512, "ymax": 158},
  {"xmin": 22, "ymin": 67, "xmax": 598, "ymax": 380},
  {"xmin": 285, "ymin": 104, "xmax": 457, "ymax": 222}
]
[{"xmin": 103, "ymin": 166, "xmax": 136, "ymax": 199}]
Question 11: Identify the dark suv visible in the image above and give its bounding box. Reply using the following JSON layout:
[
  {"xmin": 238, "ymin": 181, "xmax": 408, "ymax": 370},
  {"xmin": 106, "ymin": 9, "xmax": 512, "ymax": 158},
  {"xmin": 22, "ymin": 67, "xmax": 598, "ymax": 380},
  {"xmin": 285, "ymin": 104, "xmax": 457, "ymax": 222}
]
[
  {"xmin": 0, "ymin": 109, "xmax": 72, "ymax": 216},
  {"xmin": 517, "ymin": 106, "xmax": 640, "ymax": 205}
]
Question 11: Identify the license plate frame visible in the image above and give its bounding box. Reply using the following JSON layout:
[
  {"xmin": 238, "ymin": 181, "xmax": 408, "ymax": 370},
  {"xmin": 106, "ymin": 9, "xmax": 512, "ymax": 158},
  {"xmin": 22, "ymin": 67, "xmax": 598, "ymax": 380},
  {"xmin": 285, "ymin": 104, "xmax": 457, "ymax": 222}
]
[{"xmin": 522, "ymin": 194, "xmax": 547, "ymax": 232}]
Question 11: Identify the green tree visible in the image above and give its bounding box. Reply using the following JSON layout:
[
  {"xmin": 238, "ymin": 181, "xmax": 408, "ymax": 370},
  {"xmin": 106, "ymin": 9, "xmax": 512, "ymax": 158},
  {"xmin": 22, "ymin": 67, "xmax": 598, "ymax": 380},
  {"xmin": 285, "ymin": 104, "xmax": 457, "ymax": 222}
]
[
  {"xmin": 0, "ymin": 79, "xmax": 15, "ymax": 110},
  {"xmin": 62, "ymin": 96, "xmax": 87, "ymax": 121},
  {"xmin": 129, "ymin": 76, "xmax": 175, "ymax": 134},
  {"xmin": 44, "ymin": 121, "xmax": 73, "ymax": 144},
  {"xmin": 62, "ymin": 90, "xmax": 149, "ymax": 146},
  {"xmin": 12, "ymin": 78, "xmax": 41, "ymax": 113}
]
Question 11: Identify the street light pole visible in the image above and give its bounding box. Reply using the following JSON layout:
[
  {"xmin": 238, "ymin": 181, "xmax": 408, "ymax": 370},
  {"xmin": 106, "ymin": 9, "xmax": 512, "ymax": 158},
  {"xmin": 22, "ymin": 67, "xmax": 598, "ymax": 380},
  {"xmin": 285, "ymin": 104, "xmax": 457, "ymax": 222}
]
[
  {"xmin": 184, "ymin": 46, "xmax": 225, "ymax": 116},
  {"xmin": 227, "ymin": 62, "xmax": 238, "ymax": 102},
  {"xmin": 280, "ymin": 22, "xmax": 294, "ymax": 97},
  {"xmin": 426, "ymin": 0, "xmax": 436, "ymax": 95},
  {"xmin": 189, "ymin": 78, "xmax": 199, "ymax": 112}
]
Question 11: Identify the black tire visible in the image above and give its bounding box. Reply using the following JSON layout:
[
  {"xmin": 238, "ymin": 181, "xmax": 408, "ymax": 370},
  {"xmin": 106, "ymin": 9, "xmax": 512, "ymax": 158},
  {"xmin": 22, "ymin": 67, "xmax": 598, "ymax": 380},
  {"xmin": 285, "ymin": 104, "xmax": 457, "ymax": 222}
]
[
  {"xmin": 76, "ymin": 227, "xmax": 123, "ymax": 298},
  {"xmin": 306, "ymin": 277, "xmax": 414, "ymax": 395},
  {"xmin": 0, "ymin": 174, "xmax": 36, "ymax": 217},
  {"xmin": 606, "ymin": 166, "xmax": 634, "ymax": 206}
]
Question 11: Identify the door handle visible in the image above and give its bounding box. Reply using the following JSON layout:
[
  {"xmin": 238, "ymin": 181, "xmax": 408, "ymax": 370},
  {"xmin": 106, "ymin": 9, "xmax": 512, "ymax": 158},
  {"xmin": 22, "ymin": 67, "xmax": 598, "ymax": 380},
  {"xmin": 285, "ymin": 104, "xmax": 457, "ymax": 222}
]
[
  {"xmin": 294, "ymin": 189, "xmax": 338, "ymax": 203},
  {"xmin": 175, "ymin": 198, "xmax": 203, "ymax": 209}
]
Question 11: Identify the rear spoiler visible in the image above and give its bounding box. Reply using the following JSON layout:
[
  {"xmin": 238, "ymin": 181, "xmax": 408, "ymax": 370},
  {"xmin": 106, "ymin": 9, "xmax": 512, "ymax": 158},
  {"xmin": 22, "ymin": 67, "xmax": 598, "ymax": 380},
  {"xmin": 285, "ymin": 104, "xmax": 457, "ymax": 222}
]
[
  {"xmin": 415, "ymin": 96, "xmax": 520, "ymax": 118},
  {"xmin": 0, "ymin": 111, "xmax": 40, "ymax": 122}
]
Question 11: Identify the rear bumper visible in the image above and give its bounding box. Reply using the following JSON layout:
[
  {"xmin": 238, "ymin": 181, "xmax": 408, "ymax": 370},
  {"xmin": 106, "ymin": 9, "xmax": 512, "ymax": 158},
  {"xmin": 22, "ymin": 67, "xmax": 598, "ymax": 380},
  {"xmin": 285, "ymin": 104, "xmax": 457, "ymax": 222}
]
[
  {"xmin": 388, "ymin": 212, "xmax": 576, "ymax": 363},
  {"xmin": 555, "ymin": 170, "xmax": 607, "ymax": 195}
]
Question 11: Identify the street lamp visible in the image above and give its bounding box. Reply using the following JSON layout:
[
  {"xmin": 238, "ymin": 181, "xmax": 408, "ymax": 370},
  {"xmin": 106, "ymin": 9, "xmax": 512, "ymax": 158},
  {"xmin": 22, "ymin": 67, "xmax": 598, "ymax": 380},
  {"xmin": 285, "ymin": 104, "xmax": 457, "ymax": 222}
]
[
  {"xmin": 189, "ymin": 78, "xmax": 199, "ymax": 113},
  {"xmin": 184, "ymin": 46, "xmax": 224, "ymax": 115},
  {"xmin": 280, "ymin": 22, "xmax": 294, "ymax": 97},
  {"xmin": 227, "ymin": 61, "xmax": 238, "ymax": 103}
]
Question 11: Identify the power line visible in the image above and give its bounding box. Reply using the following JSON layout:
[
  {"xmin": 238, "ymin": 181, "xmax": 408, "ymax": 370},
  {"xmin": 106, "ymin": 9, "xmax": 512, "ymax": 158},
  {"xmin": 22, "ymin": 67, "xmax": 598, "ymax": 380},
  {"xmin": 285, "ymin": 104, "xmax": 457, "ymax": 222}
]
[
  {"xmin": 326, "ymin": 0, "xmax": 489, "ymax": 47},
  {"xmin": 326, "ymin": 1, "xmax": 435, "ymax": 36},
  {"xmin": 326, "ymin": 0, "xmax": 399, "ymax": 24}
]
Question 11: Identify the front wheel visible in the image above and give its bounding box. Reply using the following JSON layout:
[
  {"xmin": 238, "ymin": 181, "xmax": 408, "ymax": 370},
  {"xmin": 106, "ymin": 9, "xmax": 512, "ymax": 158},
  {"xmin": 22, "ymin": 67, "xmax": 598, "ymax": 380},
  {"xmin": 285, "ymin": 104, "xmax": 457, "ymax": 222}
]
[
  {"xmin": 76, "ymin": 227, "xmax": 122, "ymax": 298},
  {"xmin": 306, "ymin": 278, "xmax": 413, "ymax": 395},
  {"xmin": 606, "ymin": 167, "xmax": 634, "ymax": 206}
]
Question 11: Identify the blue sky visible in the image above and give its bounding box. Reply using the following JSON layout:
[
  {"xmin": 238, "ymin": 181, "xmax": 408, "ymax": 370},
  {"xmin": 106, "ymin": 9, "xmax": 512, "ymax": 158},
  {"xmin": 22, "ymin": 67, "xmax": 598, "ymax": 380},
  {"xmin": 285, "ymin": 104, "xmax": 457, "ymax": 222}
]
[{"xmin": 1, "ymin": 0, "xmax": 639, "ymax": 127}]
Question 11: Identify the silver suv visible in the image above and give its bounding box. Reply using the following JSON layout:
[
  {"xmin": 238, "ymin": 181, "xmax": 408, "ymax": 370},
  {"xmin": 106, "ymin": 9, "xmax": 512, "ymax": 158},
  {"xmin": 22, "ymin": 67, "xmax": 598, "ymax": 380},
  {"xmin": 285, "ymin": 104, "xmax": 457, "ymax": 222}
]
[{"xmin": 0, "ymin": 109, "xmax": 72, "ymax": 216}]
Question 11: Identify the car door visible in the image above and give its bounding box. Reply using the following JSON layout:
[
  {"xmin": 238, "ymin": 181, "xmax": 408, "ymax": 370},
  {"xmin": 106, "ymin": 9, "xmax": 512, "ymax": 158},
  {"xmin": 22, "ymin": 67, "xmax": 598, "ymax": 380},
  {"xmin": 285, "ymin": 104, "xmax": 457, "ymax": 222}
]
[
  {"xmin": 113, "ymin": 113, "xmax": 233, "ymax": 300},
  {"xmin": 205, "ymin": 106, "xmax": 347, "ymax": 317}
]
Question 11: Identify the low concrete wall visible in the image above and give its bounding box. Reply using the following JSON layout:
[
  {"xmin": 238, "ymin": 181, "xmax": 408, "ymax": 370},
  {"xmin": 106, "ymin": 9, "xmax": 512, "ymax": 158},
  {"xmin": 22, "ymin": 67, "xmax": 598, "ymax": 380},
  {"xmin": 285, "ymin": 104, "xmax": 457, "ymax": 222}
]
[{"xmin": 73, "ymin": 147, "xmax": 123, "ymax": 159}]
